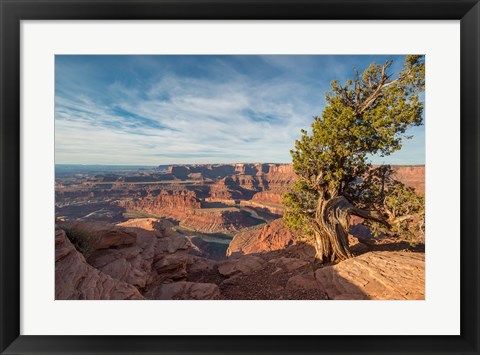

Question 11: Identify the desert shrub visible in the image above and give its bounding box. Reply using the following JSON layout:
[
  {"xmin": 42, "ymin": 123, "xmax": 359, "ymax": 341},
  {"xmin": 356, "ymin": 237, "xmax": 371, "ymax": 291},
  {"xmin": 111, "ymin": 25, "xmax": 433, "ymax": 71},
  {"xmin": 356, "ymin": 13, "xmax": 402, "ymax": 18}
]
[
  {"xmin": 63, "ymin": 227, "xmax": 97, "ymax": 259},
  {"xmin": 283, "ymin": 55, "xmax": 425, "ymax": 262}
]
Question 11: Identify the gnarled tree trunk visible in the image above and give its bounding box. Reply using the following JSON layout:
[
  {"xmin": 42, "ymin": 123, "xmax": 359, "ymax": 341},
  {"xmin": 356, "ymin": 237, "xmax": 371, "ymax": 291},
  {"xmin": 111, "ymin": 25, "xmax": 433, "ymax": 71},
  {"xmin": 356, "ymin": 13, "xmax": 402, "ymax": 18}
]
[{"xmin": 312, "ymin": 195, "xmax": 389, "ymax": 263}]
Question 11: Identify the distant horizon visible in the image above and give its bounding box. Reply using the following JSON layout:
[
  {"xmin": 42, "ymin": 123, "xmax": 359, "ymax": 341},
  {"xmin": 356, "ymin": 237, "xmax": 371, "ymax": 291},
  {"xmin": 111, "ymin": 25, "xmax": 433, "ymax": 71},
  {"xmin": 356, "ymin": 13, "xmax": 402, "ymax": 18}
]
[
  {"xmin": 55, "ymin": 55, "xmax": 425, "ymax": 166},
  {"xmin": 55, "ymin": 162, "xmax": 426, "ymax": 167}
]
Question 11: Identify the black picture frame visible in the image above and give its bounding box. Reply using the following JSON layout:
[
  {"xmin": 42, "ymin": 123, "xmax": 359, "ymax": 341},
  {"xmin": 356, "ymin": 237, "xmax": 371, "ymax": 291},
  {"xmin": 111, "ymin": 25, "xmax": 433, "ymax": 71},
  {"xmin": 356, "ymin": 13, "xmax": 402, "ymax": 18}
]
[{"xmin": 1, "ymin": 1, "xmax": 479, "ymax": 354}]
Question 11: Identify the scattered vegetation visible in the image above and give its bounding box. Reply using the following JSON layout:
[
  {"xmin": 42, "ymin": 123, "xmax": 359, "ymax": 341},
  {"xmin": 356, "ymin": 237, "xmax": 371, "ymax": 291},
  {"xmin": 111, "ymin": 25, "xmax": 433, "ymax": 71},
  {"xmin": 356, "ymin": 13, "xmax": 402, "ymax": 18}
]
[
  {"xmin": 123, "ymin": 211, "xmax": 159, "ymax": 219},
  {"xmin": 63, "ymin": 227, "xmax": 97, "ymax": 259},
  {"xmin": 352, "ymin": 165, "xmax": 425, "ymax": 245}
]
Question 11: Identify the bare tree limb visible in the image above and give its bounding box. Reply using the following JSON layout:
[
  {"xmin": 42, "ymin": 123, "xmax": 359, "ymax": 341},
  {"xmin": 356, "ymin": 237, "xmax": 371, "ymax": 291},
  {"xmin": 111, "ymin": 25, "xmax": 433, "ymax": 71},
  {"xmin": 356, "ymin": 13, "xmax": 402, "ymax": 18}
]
[
  {"xmin": 390, "ymin": 214, "xmax": 416, "ymax": 224},
  {"xmin": 350, "ymin": 206, "xmax": 390, "ymax": 227},
  {"xmin": 356, "ymin": 63, "xmax": 414, "ymax": 115}
]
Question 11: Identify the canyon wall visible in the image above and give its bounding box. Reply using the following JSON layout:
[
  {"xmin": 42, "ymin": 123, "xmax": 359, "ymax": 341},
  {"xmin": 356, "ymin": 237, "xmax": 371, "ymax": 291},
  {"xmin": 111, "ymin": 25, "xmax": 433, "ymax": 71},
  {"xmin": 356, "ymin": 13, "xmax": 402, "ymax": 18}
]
[
  {"xmin": 116, "ymin": 164, "xmax": 423, "ymax": 233},
  {"xmin": 120, "ymin": 190, "xmax": 263, "ymax": 234},
  {"xmin": 226, "ymin": 218, "xmax": 298, "ymax": 256},
  {"xmin": 392, "ymin": 165, "xmax": 425, "ymax": 194}
]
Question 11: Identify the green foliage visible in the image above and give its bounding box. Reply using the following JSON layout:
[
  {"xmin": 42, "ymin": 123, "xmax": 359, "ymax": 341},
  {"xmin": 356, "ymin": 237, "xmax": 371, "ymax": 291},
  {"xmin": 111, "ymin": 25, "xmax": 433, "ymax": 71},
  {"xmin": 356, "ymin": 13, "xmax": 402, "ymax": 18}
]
[
  {"xmin": 385, "ymin": 186, "xmax": 425, "ymax": 245},
  {"xmin": 283, "ymin": 179, "xmax": 318, "ymax": 235},
  {"xmin": 284, "ymin": 56, "xmax": 425, "ymax": 243},
  {"xmin": 354, "ymin": 166, "xmax": 425, "ymax": 244},
  {"xmin": 64, "ymin": 227, "xmax": 97, "ymax": 259}
]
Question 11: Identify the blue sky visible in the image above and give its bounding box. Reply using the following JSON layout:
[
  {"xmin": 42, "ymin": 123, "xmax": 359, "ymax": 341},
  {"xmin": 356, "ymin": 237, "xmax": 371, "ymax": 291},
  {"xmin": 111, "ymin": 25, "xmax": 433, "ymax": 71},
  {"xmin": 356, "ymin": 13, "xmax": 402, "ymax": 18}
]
[{"xmin": 55, "ymin": 55, "xmax": 425, "ymax": 165}]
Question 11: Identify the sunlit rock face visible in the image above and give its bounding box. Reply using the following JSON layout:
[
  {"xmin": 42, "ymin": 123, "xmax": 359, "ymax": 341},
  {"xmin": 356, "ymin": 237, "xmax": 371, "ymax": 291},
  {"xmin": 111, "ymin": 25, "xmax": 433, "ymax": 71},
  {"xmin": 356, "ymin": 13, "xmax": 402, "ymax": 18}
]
[
  {"xmin": 227, "ymin": 218, "xmax": 297, "ymax": 257},
  {"xmin": 391, "ymin": 165, "xmax": 425, "ymax": 194},
  {"xmin": 55, "ymin": 163, "xmax": 425, "ymax": 300},
  {"xmin": 55, "ymin": 227, "xmax": 144, "ymax": 300}
]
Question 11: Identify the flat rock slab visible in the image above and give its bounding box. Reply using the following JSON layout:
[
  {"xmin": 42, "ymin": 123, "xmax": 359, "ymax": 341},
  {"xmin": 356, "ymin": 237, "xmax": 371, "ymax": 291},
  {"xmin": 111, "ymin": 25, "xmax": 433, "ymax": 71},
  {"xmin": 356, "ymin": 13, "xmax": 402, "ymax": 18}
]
[
  {"xmin": 217, "ymin": 255, "xmax": 265, "ymax": 277},
  {"xmin": 286, "ymin": 251, "xmax": 425, "ymax": 300}
]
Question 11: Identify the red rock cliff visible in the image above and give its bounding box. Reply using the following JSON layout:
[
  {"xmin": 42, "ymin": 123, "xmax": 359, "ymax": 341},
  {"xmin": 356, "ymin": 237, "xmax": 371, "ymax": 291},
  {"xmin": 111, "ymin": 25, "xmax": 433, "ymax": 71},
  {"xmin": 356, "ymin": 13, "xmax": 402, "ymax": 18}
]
[{"xmin": 226, "ymin": 218, "xmax": 298, "ymax": 256}]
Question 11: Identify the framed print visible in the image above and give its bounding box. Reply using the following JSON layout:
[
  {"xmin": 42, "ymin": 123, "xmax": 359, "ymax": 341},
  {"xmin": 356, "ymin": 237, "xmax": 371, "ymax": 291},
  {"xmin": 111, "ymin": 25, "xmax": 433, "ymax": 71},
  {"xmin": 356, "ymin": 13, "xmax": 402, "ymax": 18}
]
[{"xmin": 1, "ymin": 0, "xmax": 479, "ymax": 354}]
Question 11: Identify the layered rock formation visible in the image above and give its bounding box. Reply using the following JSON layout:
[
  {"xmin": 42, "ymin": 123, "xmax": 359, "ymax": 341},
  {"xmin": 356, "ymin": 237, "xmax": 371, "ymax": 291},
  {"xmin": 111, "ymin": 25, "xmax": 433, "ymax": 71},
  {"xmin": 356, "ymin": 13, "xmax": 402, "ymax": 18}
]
[
  {"xmin": 392, "ymin": 165, "xmax": 425, "ymax": 194},
  {"xmin": 251, "ymin": 191, "xmax": 283, "ymax": 205},
  {"xmin": 56, "ymin": 219, "xmax": 224, "ymax": 300},
  {"xmin": 167, "ymin": 164, "xmax": 237, "ymax": 180},
  {"xmin": 57, "ymin": 220, "xmax": 190, "ymax": 289},
  {"xmin": 207, "ymin": 178, "xmax": 255, "ymax": 201},
  {"xmin": 56, "ymin": 163, "xmax": 423, "ymax": 237},
  {"xmin": 56, "ymin": 217, "xmax": 425, "ymax": 300},
  {"xmin": 121, "ymin": 190, "xmax": 263, "ymax": 234},
  {"xmin": 55, "ymin": 228, "xmax": 144, "ymax": 300},
  {"xmin": 55, "ymin": 163, "xmax": 425, "ymax": 300},
  {"xmin": 123, "ymin": 190, "xmax": 201, "ymax": 213},
  {"xmin": 165, "ymin": 163, "xmax": 294, "ymax": 181},
  {"xmin": 226, "ymin": 218, "xmax": 298, "ymax": 256}
]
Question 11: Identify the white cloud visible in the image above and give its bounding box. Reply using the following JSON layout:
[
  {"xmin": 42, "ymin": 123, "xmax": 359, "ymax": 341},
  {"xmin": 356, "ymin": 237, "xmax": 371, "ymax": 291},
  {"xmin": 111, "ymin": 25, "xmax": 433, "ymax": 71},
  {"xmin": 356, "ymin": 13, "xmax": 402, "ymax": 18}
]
[
  {"xmin": 55, "ymin": 56, "xmax": 424, "ymax": 165},
  {"xmin": 55, "ymin": 68, "xmax": 319, "ymax": 165}
]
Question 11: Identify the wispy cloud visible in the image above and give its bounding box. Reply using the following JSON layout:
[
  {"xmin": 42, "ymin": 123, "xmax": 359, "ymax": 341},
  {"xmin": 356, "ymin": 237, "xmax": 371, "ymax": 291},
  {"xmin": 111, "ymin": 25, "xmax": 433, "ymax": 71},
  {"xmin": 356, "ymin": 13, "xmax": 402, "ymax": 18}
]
[{"xmin": 55, "ymin": 55, "xmax": 424, "ymax": 165}]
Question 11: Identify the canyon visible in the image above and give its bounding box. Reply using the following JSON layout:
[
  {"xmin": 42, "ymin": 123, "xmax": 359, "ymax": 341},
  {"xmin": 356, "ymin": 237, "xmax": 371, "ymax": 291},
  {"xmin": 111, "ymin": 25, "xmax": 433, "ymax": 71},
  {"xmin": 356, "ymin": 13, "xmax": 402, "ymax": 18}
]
[{"xmin": 55, "ymin": 163, "xmax": 425, "ymax": 300}]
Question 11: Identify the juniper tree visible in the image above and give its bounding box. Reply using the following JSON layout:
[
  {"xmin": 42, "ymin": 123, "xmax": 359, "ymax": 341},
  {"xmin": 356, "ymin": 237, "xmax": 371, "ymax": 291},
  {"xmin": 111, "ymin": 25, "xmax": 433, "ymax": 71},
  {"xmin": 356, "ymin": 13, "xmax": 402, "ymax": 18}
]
[{"xmin": 283, "ymin": 56, "xmax": 425, "ymax": 263}]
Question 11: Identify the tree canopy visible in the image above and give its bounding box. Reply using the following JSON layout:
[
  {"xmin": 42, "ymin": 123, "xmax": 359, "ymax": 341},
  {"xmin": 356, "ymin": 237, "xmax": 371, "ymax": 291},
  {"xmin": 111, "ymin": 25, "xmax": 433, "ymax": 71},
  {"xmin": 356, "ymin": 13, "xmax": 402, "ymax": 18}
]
[{"xmin": 283, "ymin": 56, "xmax": 425, "ymax": 262}]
